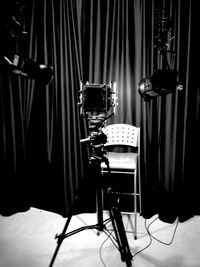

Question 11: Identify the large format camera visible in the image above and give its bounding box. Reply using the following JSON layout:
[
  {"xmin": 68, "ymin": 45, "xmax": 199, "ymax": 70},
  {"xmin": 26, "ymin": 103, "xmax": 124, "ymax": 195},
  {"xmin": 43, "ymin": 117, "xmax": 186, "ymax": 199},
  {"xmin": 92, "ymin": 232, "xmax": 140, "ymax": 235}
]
[
  {"xmin": 79, "ymin": 81, "xmax": 118, "ymax": 148},
  {"xmin": 79, "ymin": 81, "xmax": 117, "ymax": 125}
]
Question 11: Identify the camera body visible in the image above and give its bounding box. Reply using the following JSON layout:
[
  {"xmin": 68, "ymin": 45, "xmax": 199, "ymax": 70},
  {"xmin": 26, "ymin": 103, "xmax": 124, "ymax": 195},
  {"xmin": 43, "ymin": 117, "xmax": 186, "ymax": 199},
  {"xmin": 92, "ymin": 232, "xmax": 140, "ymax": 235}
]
[{"xmin": 79, "ymin": 81, "xmax": 117, "ymax": 155}]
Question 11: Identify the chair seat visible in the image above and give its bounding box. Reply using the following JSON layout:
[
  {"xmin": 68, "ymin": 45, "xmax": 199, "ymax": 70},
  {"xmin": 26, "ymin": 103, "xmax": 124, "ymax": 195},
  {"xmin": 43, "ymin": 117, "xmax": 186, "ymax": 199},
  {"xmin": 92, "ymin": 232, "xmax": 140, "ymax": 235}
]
[{"xmin": 101, "ymin": 152, "xmax": 137, "ymax": 170}]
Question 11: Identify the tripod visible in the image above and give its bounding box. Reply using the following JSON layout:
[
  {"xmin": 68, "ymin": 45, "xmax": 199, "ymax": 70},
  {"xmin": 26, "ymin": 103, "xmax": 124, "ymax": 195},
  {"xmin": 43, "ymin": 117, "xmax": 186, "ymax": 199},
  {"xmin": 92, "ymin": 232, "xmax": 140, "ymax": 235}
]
[{"xmin": 49, "ymin": 135, "xmax": 133, "ymax": 267}]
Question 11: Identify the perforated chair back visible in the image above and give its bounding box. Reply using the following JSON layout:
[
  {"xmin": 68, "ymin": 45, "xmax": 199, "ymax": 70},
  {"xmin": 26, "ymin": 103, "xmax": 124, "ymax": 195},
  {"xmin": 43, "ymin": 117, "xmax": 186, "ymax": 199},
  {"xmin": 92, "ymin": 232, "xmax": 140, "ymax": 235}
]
[{"xmin": 103, "ymin": 123, "xmax": 139, "ymax": 149}]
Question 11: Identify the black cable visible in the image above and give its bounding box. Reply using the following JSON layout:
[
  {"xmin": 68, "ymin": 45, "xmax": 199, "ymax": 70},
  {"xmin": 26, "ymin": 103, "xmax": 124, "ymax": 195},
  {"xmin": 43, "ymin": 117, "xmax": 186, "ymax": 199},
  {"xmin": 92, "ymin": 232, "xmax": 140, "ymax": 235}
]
[
  {"xmin": 131, "ymin": 215, "xmax": 179, "ymax": 263},
  {"xmin": 98, "ymin": 218, "xmax": 119, "ymax": 267},
  {"xmin": 146, "ymin": 216, "xmax": 179, "ymax": 245},
  {"xmin": 103, "ymin": 218, "xmax": 119, "ymax": 246},
  {"xmin": 99, "ymin": 226, "xmax": 120, "ymax": 267},
  {"xmin": 131, "ymin": 219, "xmax": 153, "ymax": 260},
  {"xmin": 103, "ymin": 217, "xmax": 123, "ymax": 250},
  {"xmin": 101, "ymin": 216, "xmax": 153, "ymax": 265},
  {"xmin": 103, "ymin": 217, "xmax": 112, "ymax": 225},
  {"xmin": 100, "ymin": 216, "xmax": 179, "ymax": 265},
  {"xmin": 99, "ymin": 232, "xmax": 111, "ymax": 267},
  {"xmin": 99, "ymin": 216, "xmax": 133, "ymax": 267},
  {"xmin": 103, "ymin": 228, "xmax": 119, "ymax": 250},
  {"xmin": 100, "ymin": 227, "xmax": 134, "ymax": 267}
]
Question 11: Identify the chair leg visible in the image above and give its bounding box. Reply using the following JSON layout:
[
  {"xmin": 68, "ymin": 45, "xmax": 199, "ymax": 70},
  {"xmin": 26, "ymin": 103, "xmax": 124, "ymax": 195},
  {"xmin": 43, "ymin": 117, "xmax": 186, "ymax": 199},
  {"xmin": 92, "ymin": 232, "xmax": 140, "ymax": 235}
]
[
  {"xmin": 134, "ymin": 210, "xmax": 137, "ymax": 240},
  {"xmin": 134, "ymin": 172, "xmax": 137, "ymax": 240},
  {"xmin": 138, "ymin": 156, "xmax": 142, "ymax": 214}
]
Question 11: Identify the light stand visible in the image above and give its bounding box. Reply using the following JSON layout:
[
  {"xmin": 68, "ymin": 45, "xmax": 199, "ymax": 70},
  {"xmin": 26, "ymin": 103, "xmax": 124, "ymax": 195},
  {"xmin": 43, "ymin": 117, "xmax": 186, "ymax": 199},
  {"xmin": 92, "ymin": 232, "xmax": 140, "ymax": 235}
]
[
  {"xmin": 138, "ymin": 2, "xmax": 183, "ymax": 101},
  {"xmin": 49, "ymin": 82, "xmax": 133, "ymax": 267}
]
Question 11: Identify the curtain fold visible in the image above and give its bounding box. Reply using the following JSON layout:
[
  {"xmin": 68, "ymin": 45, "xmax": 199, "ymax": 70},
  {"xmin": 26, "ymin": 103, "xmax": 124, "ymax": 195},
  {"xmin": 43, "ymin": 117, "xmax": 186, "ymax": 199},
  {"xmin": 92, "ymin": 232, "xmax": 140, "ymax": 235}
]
[
  {"xmin": 0, "ymin": 0, "xmax": 199, "ymax": 222},
  {"xmin": 24, "ymin": 0, "xmax": 85, "ymax": 215},
  {"xmin": 83, "ymin": 0, "xmax": 142, "ymax": 125},
  {"xmin": 141, "ymin": 0, "xmax": 200, "ymax": 222}
]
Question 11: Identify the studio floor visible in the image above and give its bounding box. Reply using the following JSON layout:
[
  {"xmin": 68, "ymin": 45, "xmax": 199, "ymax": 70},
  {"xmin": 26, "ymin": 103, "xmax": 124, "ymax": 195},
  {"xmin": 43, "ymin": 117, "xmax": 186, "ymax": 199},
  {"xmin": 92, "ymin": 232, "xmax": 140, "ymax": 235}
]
[{"xmin": 0, "ymin": 207, "xmax": 200, "ymax": 267}]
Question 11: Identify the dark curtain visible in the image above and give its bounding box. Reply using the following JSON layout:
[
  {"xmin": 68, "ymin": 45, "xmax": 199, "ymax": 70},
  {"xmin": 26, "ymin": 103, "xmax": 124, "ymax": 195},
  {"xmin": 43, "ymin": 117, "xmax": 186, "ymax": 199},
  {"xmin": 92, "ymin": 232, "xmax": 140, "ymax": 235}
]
[
  {"xmin": 141, "ymin": 0, "xmax": 200, "ymax": 223},
  {"xmin": 0, "ymin": 0, "xmax": 85, "ymax": 216},
  {"xmin": 0, "ymin": 0, "xmax": 199, "ymax": 222}
]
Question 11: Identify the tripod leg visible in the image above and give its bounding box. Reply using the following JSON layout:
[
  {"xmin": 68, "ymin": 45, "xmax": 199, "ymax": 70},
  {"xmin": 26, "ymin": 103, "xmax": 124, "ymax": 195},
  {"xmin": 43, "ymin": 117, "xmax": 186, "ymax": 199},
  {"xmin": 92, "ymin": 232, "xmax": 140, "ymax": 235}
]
[
  {"xmin": 96, "ymin": 165, "xmax": 104, "ymax": 232},
  {"xmin": 106, "ymin": 188, "xmax": 133, "ymax": 267},
  {"xmin": 49, "ymin": 195, "xmax": 80, "ymax": 267}
]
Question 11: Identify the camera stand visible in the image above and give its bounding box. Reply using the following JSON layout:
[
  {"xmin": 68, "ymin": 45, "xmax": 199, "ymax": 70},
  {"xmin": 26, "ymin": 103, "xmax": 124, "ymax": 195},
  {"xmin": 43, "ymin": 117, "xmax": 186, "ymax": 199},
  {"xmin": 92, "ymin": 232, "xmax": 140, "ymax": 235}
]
[{"xmin": 49, "ymin": 144, "xmax": 133, "ymax": 267}]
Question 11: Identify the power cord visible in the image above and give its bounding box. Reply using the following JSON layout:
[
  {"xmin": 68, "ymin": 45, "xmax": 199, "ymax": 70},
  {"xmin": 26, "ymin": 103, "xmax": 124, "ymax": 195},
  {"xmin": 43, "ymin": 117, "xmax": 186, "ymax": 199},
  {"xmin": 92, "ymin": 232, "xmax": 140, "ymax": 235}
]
[
  {"xmin": 99, "ymin": 217, "xmax": 118, "ymax": 267},
  {"xmin": 146, "ymin": 216, "xmax": 179, "ymax": 245},
  {"xmin": 132, "ymin": 219, "xmax": 153, "ymax": 260},
  {"xmin": 132, "ymin": 216, "xmax": 179, "ymax": 261},
  {"xmin": 99, "ymin": 216, "xmax": 179, "ymax": 266},
  {"xmin": 99, "ymin": 229, "xmax": 113, "ymax": 267}
]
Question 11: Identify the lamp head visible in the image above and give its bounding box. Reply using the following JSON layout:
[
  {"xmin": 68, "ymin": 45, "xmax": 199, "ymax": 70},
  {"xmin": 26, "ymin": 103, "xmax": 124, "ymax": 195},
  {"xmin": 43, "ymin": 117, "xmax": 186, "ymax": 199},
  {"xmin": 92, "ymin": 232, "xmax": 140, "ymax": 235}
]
[
  {"xmin": 138, "ymin": 69, "xmax": 178, "ymax": 101},
  {"xmin": 21, "ymin": 59, "xmax": 54, "ymax": 85},
  {"xmin": 3, "ymin": 55, "xmax": 54, "ymax": 86}
]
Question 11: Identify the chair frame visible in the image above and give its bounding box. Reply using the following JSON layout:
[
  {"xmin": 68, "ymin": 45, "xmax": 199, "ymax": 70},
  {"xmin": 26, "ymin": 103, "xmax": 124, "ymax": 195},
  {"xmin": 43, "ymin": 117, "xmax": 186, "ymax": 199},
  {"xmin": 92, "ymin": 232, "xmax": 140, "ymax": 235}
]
[{"xmin": 101, "ymin": 123, "xmax": 141, "ymax": 239}]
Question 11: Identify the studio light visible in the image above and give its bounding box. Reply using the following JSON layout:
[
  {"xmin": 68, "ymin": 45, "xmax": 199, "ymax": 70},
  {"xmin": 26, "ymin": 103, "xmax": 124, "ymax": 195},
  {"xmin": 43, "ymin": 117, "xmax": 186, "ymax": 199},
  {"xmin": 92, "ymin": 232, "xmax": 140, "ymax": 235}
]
[
  {"xmin": 138, "ymin": 69, "xmax": 182, "ymax": 101},
  {"xmin": 1, "ymin": 2, "xmax": 54, "ymax": 86},
  {"xmin": 3, "ymin": 54, "xmax": 53, "ymax": 86}
]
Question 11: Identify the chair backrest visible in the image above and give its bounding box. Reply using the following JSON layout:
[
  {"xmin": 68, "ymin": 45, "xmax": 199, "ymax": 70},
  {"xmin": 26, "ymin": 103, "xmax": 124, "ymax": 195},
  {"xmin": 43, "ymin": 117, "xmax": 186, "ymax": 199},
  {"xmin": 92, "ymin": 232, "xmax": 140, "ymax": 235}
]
[{"xmin": 103, "ymin": 123, "xmax": 140, "ymax": 148}]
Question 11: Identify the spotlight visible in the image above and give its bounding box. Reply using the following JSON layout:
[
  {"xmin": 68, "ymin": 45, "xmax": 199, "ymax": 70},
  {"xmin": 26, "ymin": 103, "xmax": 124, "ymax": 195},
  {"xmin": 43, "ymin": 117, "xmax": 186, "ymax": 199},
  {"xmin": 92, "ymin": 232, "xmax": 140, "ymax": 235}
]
[
  {"xmin": 0, "ymin": 1, "xmax": 53, "ymax": 86},
  {"xmin": 3, "ymin": 54, "xmax": 53, "ymax": 85},
  {"xmin": 138, "ymin": 69, "xmax": 182, "ymax": 101}
]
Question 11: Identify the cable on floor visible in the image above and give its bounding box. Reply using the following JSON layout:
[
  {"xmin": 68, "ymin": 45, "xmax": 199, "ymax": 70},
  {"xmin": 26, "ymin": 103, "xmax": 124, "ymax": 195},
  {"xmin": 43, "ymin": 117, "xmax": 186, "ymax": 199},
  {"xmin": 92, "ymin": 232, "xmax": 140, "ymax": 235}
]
[
  {"xmin": 132, "ymin": 216, "xmax": 179, "ymax": 262},
  {"xmin": 131, "ymin": 219, "xmax": 153, "ymax": 260},
  {"xmin": 99, "ymin": 229, "xmax": 115, "ymax": 267},
  {"xmin": 146, "ymin": 216, "xmax": 179, "ymax": 245}
]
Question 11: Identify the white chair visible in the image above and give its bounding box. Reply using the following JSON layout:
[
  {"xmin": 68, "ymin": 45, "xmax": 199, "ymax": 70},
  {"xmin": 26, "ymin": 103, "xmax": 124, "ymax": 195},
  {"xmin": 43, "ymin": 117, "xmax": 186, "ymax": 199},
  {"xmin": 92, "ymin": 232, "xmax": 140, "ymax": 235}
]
[{"xmin": 101, "ymin": 123, "xmax": 141, "ymax": 239}]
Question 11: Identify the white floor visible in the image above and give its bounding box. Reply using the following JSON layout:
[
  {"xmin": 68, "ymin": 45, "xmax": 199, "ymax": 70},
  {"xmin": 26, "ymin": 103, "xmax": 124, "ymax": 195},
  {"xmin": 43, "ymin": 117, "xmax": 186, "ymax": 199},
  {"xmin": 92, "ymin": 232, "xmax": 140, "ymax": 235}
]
[{"xmin": 0, "ymin": 207, "xmax": 200, "ymax": 267}]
